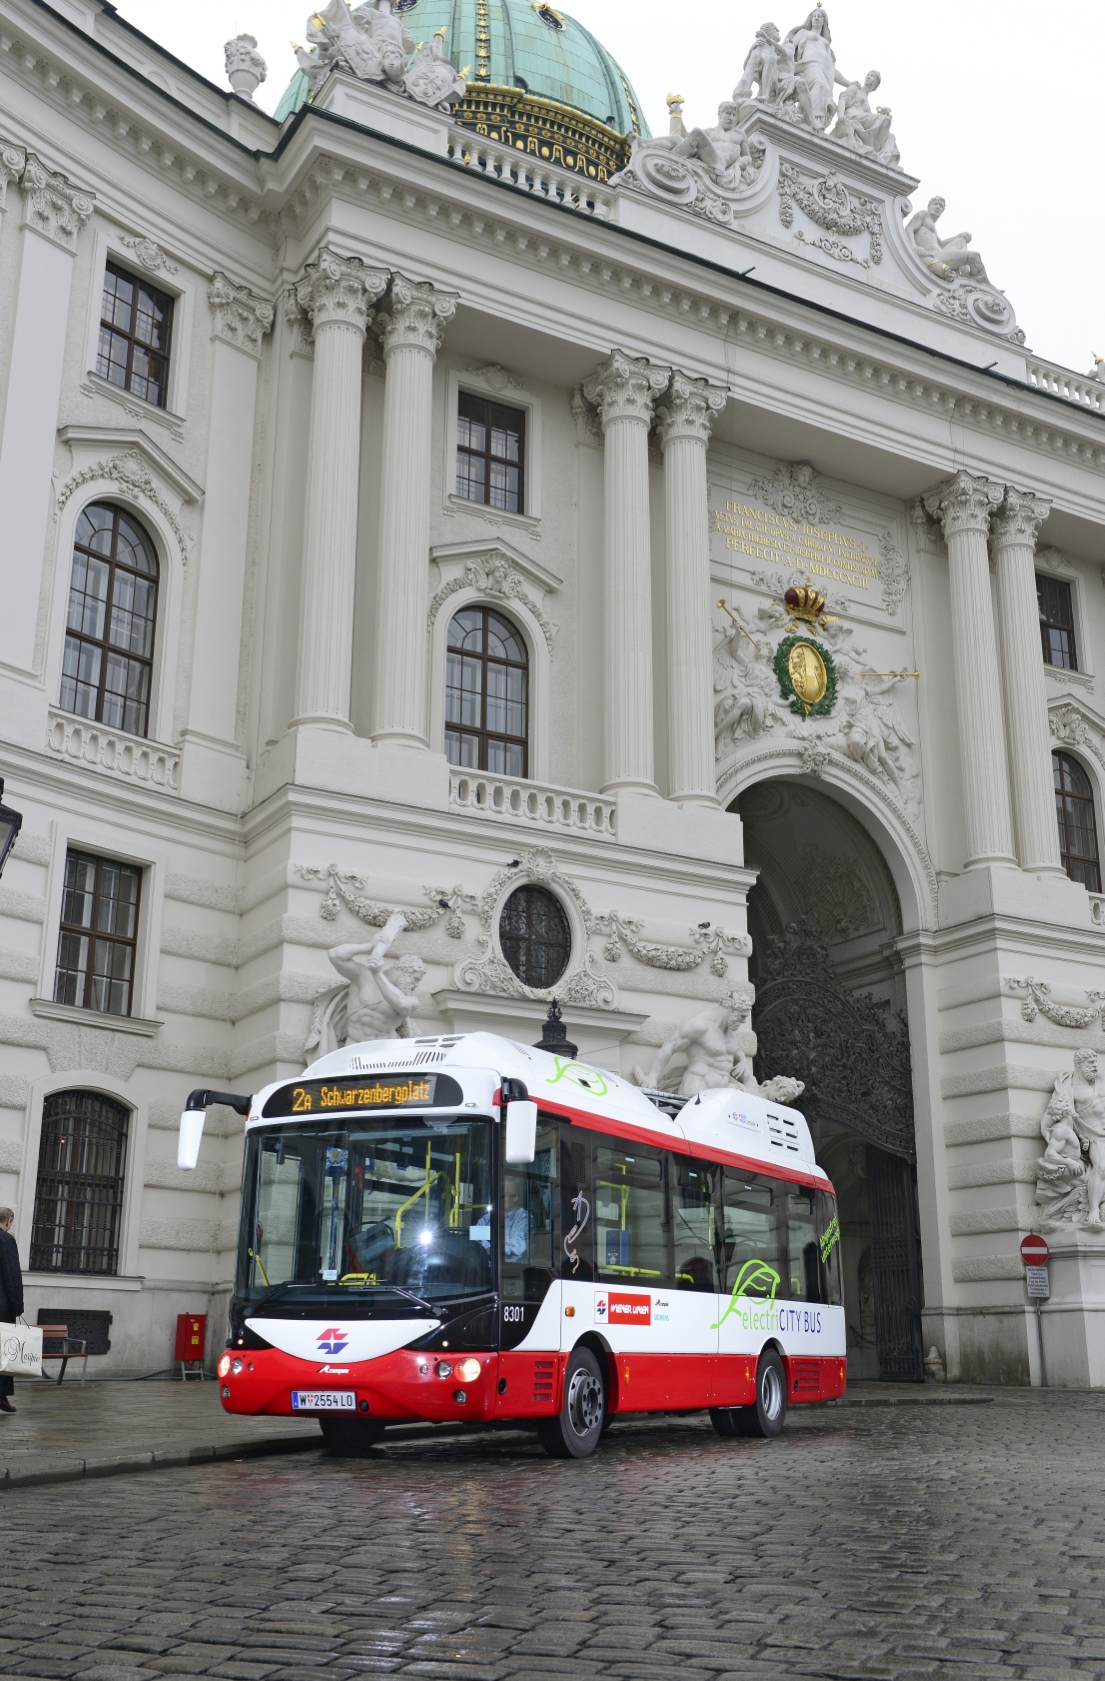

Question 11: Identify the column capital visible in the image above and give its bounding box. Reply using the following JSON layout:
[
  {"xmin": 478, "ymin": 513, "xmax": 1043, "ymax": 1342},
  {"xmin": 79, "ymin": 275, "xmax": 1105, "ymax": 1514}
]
[
  {"xmin": 992, "ymin": 487, "xmax": 1051, "ymax": 549},
  {"xmin": 923, "ymin": 470, "xmax": 1003, "ymax": 539},
  {"xmin": 582, "ymin": 351, "xmax": 669, "ymax": 429},
  {"xmin": 656, "ymin": 371, "xmax": 727, "ymax": 449},
  {"xmin": 208, "ymin": 273, "xmax": 274, "ymax": 357},
  {"xmin": 19, "ymin": 155, "xmax": 94, "ymax": 251},
  {"xmin": 378, "ymin": 276, "xmax": 457, "ymax": 357},
  {"xmin": 295, "ymin": 248, "xmax": 387, "ymax": 335},
  {"xmin": 0, "ymin": 140, "xmax": 26, "ymax": 207}
]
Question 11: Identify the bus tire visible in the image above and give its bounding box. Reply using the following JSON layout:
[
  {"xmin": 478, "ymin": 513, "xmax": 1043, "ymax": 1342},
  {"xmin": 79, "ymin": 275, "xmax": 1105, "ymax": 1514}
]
[
  {"xmin": 537, "ymin": 1346, "xmax": 605, "ymax": 1459},
  {"xmin": 712, "ymin": 1351, "xmax": 788, "ymax": 1440},
  {"xmin": 709, "ymin": 1407, "xmax": 739, "ymax": 1438},
  {"xmin": 318, "ymin": 1415, "xmax": 386, "ymax": 1454}
]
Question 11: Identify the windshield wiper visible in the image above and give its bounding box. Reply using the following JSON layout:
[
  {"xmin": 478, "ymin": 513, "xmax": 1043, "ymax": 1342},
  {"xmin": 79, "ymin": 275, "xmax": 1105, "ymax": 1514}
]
[{"xmin": 362, "ymin": 1284, "xmax": 438, "ymax": 1315}]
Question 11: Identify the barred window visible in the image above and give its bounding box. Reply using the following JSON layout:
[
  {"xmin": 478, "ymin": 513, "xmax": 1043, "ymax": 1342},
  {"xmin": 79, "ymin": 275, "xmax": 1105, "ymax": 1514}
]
[
  {"xmin": 30, "ymin": 1090, "xmax": 129, "ymax": 1275},
  {"xmin": 455, "ymin": 392, "xmax": 524, "ymax": 513},
  {"xmin": 97, "ymin": 261, "xmax": 173, "ymax": 408},
  {"xmin": 1038, "ymin": 574, "xmax": 1078, "ymax": 671},
  {"xmin": 1054, "ymin": 751, "xmax": 1101, "ymax": 892},
  {"xmin": 499, "ymin": 884, "xmax": 570, "ymax": 989},
  {"xmin": 60, "ymin": 503, "xmax": 159, "ymax": 739},
  {"xmin": 445, "ymin": 607, "xmax": 529, "ymax": 775},
  {"xmin": 54, "ymin": 851, "xmax": 142, "ymax": 1017}
]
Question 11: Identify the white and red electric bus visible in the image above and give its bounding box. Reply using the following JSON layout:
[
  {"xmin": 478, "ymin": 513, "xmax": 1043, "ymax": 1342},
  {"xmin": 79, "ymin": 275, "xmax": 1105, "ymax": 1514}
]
[{"xmin": 180, "ymin": 1031, "xmax": 845, "ymax": 1458}]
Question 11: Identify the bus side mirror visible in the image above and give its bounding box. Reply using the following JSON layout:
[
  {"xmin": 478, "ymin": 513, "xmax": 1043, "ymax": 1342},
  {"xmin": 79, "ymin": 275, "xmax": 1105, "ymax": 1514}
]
[
  {"xmin": 504, "ymin": 1099, "xmax": 538, "ymax": 1164},
  {"xmin": 178, "ymin": 1109, "xmax": 205, "ymax": 1170}
]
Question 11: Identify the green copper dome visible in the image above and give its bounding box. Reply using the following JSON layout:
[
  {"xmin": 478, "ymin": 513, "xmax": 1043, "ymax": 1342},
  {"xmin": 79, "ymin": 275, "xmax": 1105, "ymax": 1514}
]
[{"xmin": 276, "ymin": 0, "xmax": 649, "ymax": 166}]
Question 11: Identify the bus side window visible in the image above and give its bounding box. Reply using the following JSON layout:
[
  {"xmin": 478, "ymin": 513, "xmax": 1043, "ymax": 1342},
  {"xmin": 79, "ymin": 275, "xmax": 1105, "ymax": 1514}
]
[
  {"xmin": 500, "ymin": 1123, "xmax": 557, "ymax": 1303},
  {"xmin": 672, "ymin": 1157, "xmax": 716, "ymax": 1291},
  {"xmin": 559, "ymin": 1133, "xmax": 594, "ymax": 1281},
  {"xmin": 720, "ymin": 1170, "xmax": 783, "ymax": 1297},
  {"xmin": 784, "ymin": 1183, "xmax": 825, "ymax": 1303},
  {"xmin": 817, "ymin": 1189, "xmax": 843, "ymax": 1307},
  {"xmin": 594, "ymin": 1142, "xmax": 670, "ymax": 1285}
]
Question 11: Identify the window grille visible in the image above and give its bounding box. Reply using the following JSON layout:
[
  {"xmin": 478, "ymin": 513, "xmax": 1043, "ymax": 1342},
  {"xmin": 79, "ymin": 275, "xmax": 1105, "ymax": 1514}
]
[
  {"xmin": 445, "ymin": 607, "xmax": 529, "ymax": 775},
  {"xmin": 30, "ymin": 1090, "xmax": 129, "ymax": 1275},
  {"xmin": 1054, "ymin": 750, "xmax": 1101, "ymax": 891},
  {"xmin": 499, "ymin": 883, "xmax": 570, "ymax": 989},
  {"xmin": 455, "ymin": 391, "xmax": 525, "ymax": 513},
  {"xmin": 97, "ymin": 261, "xmax": 173, "ymax": 408},
  {"xmin": 1037, "ymin": 574, "xmax": 1078, "ymax": 670},
  {"xmin": 60, "ymin": 503, "xmax": 159, "ymax": 739},
  {"xmin": 53, "ymin": 850, "xmax": 142, "ymax": 1017}
]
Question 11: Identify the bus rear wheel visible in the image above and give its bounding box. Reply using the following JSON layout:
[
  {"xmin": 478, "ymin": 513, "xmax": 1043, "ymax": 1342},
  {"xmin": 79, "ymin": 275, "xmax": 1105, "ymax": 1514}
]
[
  {"xmin": 710, "ymin": 1350, "xmax": 788, "ymax": 1440},
  {"xmin": 318, "ymin": 1414, "xmax": 386, "ymax": 1454},
  {"xmin": 537, "ymin": 1346, "xmax": 605, "ymax": 1459}
]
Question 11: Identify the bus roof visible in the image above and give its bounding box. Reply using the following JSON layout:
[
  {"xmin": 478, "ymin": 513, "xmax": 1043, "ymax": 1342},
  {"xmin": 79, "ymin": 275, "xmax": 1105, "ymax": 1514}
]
[{"xmin": 250, "ymin": 1031, "xmax": 829, "ymax": 1190}]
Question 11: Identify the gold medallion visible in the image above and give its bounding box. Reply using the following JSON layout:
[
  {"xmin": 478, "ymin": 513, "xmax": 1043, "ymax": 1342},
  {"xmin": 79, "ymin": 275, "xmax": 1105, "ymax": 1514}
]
[{"xmin": 787, "ymin": 640, "xmax": 828, "ymax": 712}]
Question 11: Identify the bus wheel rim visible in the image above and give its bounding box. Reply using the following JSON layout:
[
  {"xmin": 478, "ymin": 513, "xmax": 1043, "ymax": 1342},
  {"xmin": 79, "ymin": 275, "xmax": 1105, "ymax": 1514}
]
[
  {"xmin": 761, "ymin": 1366, "xmax": 783, "ymax": 1420},
  {"xmin": 567, "ymin": 1368, "xmax": 602, "ymax": 1435}
]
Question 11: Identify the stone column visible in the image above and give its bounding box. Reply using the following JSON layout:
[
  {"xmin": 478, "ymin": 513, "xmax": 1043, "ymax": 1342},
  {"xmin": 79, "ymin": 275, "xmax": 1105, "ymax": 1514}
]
[
  {"xmin": 582, "ymin": 351, "xmax": 669, "ymax": 794},
  {"xmin": 292, "ymin": 249, "xmax": 386, "ymax": 730},
  {"xmin": 992, "ymin": 488, "xmax": 1064, "ymax": 873},
  {"xmin": 657, "ymin": 372, "xmax": 727, "ymax": 805},
  {"xmin": 924, "ymin": 471, "xmax": 1016, "ymax": 869},
  {"xmin": 0, "ymin": 158, "xmax": 94, "ymax": 679},
  {"xmin": 370, "ymin": 277, "xmax": 456, "ymax": 747}
]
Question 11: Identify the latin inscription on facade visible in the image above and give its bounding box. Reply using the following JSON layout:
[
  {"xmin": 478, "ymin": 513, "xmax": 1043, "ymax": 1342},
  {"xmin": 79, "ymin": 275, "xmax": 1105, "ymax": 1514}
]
[{"xmin": 712, "ymin": 500, "xmax": 880, "ymax": 594}]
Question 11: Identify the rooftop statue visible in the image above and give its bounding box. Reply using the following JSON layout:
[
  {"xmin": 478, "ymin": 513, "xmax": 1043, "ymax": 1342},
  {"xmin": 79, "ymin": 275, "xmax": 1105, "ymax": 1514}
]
[
  {"xmin": 661, "ymin": 101, "xmax": 766, "ymax": 188},
  {"xmin": 831, "ymin": 71, "xmax": 899, "ymax": 168},
  {"xmin": 305, "ymin": 911, "xmax": 427, "ymax": 1060},
  {"xmin": 907, "ymin": 197, "xmax": 989, "ymax": 283},
  {"xmin": 224, "ymin": 34, "xmax": 267, "ymax": 102},
  {"xmin": 633, "ymin": 989, "xmax": 805, "ymax": 1104},
  {"xmin": 295, "ymin": 0, "xmax": 466, "ymax": 113}
]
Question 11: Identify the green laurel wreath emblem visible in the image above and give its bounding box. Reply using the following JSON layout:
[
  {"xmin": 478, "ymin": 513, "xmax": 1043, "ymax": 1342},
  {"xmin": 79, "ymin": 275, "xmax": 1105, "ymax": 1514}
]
[{"xmin": 773, "ymin": 634, "xmax": 838, "ymax": 719}]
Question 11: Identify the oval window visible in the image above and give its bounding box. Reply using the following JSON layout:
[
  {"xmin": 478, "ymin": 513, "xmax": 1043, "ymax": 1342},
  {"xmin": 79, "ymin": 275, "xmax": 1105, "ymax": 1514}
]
[{"xmin": 499, "ymin": 884, "xmax": 571, "ymax": 989}]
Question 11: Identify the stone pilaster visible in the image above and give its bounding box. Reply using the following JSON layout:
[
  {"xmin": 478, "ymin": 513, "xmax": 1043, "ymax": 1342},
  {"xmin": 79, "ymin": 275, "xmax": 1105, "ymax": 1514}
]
[
  {"xmin": 656, "ymin": 371, "xmax": 727, "ymax": 805},
  {"xmin": 582, "ymin": 350, "xmax": 669, "ymax": 794},
  {"xmin": 370, "ymin": 277, "xmax": 457, "ymax": 747},
  {"xmin": 992, "ymin": 488, "xmax": 1063, "ymax": 873},
  {"xmin": 924, "ymin": 470, "xmax": 1015, "ymax": 869},
  {"xmin": 291, "ymin": 249, "xmax": 387, "ymax": 730}
]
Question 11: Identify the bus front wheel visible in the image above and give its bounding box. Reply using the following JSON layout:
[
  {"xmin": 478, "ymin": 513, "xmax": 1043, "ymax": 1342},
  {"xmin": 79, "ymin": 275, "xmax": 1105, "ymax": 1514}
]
[
  {"xmin": 710, "ymin": 1350, "xmax": 788, "ymax": 1441},
  {"xmin": 537, "ymin": 1346, "xmax": 605, "ymax": 1459},
  {"xmin": 318, "ymin": 1414, "xmax": 386, "ymax": 1454}
]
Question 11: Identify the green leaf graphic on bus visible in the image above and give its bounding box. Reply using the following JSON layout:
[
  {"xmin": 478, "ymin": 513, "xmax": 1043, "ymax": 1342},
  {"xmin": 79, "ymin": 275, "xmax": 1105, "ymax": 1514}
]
[
  {"xmin": 711, "ymin": 1259, "xmax": 781, "ymax": 1329},
  {"xmin": 819, "ymin": 1214, "xmax": 840, "ymax": 1262},
  {"xmin": 546, "ymin": 1057, "xmax": 608, "ymax": 1097}
]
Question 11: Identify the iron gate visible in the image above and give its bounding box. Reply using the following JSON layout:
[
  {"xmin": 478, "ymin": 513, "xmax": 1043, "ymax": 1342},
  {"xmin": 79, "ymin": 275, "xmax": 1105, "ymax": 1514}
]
[{"xmin": 752, "ymin": 919, "xmax": 924, "ymax": 1382}]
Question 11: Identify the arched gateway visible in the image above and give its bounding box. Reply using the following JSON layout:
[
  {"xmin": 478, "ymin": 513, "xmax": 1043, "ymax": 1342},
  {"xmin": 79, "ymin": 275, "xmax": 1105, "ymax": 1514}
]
[{"xmin": 738, "ymin": 781, "xmax": 924, "ymax": 1382}]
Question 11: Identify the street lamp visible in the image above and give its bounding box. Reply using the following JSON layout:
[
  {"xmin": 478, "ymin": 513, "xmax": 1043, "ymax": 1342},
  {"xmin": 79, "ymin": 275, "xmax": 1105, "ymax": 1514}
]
[{"xmin": 0, "ymin": 778, "xmax": 23, "ymax": 881}]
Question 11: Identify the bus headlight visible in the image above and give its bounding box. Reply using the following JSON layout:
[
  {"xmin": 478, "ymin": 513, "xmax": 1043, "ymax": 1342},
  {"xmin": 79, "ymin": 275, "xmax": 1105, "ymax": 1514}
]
[
  {"xmin": 455, "ymin": 1358, "xmax": 481, "ymax": 1383},
  {"xmin": 231, "ymin": 1358, "xmax": 244, "ymax": 1375},
  {"xmin": 217, "ymin": 1355, "xmax": 231, "ymax": 1378},
  {"xmin": 435, "ymin": 1360, "xmax": 453, "ymax": 1378}
]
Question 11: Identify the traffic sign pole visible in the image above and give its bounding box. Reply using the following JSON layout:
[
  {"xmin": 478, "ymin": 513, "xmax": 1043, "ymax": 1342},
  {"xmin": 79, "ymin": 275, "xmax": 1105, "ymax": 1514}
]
[{"xmin": 1021, "ymin": 1234, "xmax": 1049, "ymax": 1387}]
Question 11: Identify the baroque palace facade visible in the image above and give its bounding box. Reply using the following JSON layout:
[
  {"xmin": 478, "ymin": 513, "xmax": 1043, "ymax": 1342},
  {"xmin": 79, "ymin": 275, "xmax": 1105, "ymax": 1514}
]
[{"xmin": 2, "ymin": 0, "xmax": 1105, "ymax": 1384}]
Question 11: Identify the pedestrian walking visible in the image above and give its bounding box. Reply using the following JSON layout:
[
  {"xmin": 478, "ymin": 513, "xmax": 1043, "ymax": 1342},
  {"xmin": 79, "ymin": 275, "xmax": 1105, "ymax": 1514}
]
[{"xmin": 0, "ymin": 1205, "xmax": 23, "ymax": 1413}]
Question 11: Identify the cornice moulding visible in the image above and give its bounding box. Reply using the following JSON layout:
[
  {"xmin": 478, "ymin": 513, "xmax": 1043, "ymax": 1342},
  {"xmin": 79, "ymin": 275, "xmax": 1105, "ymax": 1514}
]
[
  {"xmin": 29, "ymin": 996, "xmax": 163, "ymax": 1035},
  {"xmin": 56, "ymin": 424, "xmax": 204, "ymax": 503},
  {"xmin": 429, "ymin": 537, "xmax": 562, "ymax": 595}
]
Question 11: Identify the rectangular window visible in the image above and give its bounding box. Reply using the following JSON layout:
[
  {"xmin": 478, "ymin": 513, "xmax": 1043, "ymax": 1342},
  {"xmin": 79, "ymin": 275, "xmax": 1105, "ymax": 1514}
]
[
  {"xmin": 720, "ymin": 1170, "xmax": 784, "ymax": 1298},
  {"xmin": 455, "ymin": 391, "xmax": 524, "ymax": 513},
  {"xmin": 53, "ymin": 851, "xmax": 141, "ymax": 1017},
  {"xmin": 594, "ymin": 1142, "xmax": 670, "ymax": 1285},
  {"xmin": 96, "ymin": 261, "xmax": 174, "ymax": 409},
  {"xmin": 499, "ymin": 1125, "xmax": 557, "ymax": 1304},
  {"xmin": 1038, "ymin": 574, "xmax": 1078, "ymax": 670},
  {"xmin": 672, "ymin": 1158, "xmax": 717, "ymax": 1292}
]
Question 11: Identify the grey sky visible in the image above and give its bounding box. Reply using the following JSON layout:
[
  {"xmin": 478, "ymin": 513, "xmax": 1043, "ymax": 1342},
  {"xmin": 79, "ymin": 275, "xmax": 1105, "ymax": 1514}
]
[{"xmin": 116, "ymin": 0, "xmax": 1099, "ymax": 377}]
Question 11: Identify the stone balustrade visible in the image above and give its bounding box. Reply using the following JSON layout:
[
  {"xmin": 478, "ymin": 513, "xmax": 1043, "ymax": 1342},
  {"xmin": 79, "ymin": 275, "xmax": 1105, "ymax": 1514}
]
[
  {"xmin": 449, "ymin": 767, "xmax": 617, "ymax": 837},
  {"xmin": 46, "ymin": 708, "xmax": 181, "ymax": 791},
  {"xmin": 1025, "ymin": 360, "xmax": 1105, "ymax": 414},
  {"xmin": 445, "ymin": 133, "xmax": 614, "ymax": 220}
]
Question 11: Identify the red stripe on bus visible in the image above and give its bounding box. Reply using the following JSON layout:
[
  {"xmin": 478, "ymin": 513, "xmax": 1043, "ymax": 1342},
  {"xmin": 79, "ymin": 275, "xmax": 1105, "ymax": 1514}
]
[{"xmin": 537, "ymin": 1097, "xmax": 835, "ymax": 1196}]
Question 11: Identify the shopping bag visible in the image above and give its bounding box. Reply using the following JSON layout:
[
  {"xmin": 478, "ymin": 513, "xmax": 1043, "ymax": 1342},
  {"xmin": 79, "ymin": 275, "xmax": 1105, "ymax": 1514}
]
[{"xmin": 0, "ymin": 1321, "xmax": 43, "ymax": 1377}]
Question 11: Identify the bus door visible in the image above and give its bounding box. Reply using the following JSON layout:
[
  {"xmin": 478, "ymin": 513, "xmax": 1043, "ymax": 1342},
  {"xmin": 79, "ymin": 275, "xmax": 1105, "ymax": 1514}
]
[
  {"xmin": 497, "ymin": 1118, "xmax": 559, "ymax": 1353},
  {"xmin": 716, "ymin": 1169, "xmax": 785, "ymax": 1366}
]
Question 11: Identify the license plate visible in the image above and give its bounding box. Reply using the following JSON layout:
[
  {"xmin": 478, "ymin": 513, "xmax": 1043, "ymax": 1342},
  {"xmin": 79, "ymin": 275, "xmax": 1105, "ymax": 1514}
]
[{"xmin": 291, "ymin": 1390, "xmax": 356, "ymax": 1411}]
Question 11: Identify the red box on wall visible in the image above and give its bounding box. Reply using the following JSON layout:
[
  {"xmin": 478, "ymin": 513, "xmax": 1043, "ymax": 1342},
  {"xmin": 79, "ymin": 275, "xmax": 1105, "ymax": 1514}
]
[{"xmin": 174, "ymin": 1314, "xmax": 206, "ymax": 1363}]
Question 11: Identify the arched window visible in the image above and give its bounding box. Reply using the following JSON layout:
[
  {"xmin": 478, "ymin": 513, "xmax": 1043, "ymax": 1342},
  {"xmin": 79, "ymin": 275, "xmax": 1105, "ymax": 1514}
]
[
  {"xmin": 30, "ymin": 1091, "xmax": 129, "ymax": 1275},
  {"xmin": 500, "ymin": 884, "xmax": 571, "ymax": 988},
  {"xmin": 1054, "ymin": 750, "xmax": 1101, "ymax": 891},
  {"xmin": 60, "ymin": 503, "xmax": 159, "ymax": 738},
  {"xmin": 445, "ymin": 607, "xmax": 528, "ymax": 775}
]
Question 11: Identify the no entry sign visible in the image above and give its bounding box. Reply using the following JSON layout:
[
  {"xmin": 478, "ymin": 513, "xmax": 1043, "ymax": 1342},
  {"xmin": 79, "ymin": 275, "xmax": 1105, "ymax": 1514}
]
[{"xmin": 1021, "ymin": 1234, "xmax": 1049, "ymax": 1266}]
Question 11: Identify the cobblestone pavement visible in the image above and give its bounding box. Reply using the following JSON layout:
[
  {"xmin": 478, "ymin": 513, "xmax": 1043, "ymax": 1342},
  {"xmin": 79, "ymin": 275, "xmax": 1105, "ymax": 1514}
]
[{"xmin": 4, "ymin": 1391, "xmax": 1105, "ymax": 1681}]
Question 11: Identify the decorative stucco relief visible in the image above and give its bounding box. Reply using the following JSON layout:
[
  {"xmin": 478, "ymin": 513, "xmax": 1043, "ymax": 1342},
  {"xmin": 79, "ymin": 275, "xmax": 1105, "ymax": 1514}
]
[
  {"xmin": 747, "ymin": 460, "xmax": 842, "ymax": 526},
  {"xmin": 1006, "ymin": 977, "xmax": 1105, "ymax": 1030},
  {"xmin": 1036, "ymin": 1051, "xmax": 1105, "ymax": 1230},
  {"xmin": 119, "ymin": 235, "xmax": 178, "ymax": 276},
  {"xmin": 55, "ymin": 449, "xmax": 192, "ymax": 561},
  {"xmin": 1049, "ymin": 702, "xmax": 1105, "ymax": 775},
  {"xmin": 427, "ymin": 556, "xmax": 558, "ymax": 649}
]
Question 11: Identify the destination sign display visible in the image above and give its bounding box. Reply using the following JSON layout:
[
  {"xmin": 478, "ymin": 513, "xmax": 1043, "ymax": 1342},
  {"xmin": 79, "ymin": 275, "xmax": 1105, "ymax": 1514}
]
[{"xmin": 261, "ymin": 1072, "xmax": 462, "ymax": 1118}]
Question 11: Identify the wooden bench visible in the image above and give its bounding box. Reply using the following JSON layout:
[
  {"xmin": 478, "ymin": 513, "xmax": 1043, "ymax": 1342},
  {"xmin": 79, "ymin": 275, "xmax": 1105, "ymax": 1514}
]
[{"xmin": 38, "ymin": 1323, "xmax": 89, "ymax": 1385}]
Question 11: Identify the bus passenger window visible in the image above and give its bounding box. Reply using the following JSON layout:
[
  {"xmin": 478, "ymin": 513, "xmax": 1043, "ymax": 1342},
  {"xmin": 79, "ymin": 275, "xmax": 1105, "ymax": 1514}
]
[
  {"xmin": 595, "ymin": 1144, "xmax": 669, "ymax": 1285},
  {"xmin": 497, "ymin": 1126, "xmax": 556, "ymax": 1303},
  {"xmin": 721, "ymin": 1171, "xmax": 783, "ymax": 1298},
  {"xmin": 560, "ymin": 1136, "xmax": 593, "ymax": 1281},
  {"xmin": 785, "ymin": 1184, "xmax": 824, "ymax": 1302},
  {"xmin": 673, "ymin": 1159, "xmax": 717, "ymax": 1291},
  {"xmin": 817, "ymin": 1189, "xmax": 843, "ymax": 1307}
]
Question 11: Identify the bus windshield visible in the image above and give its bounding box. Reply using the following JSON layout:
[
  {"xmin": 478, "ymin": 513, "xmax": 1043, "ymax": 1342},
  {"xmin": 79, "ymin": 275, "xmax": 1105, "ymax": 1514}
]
[{"xmin": 236, "ymin": 1114, "xmax": 493, "ymax": 1311}]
